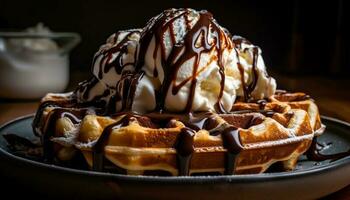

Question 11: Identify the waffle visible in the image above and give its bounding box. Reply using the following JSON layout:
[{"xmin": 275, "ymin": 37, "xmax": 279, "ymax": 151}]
[{"xmin": 33, "ymin": 91, "xmax": 324, "ymax": 176}]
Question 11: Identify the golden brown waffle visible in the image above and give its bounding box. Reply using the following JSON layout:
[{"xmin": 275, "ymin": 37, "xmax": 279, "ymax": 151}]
[{"xmin": 33, "ymin": 91, "xmax": 324, "ymax": 176}]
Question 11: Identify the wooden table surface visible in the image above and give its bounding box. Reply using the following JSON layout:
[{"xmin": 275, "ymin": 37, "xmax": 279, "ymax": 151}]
[{"xmin": 0, "ymin": 72, "xmax": 349, "ymax": 199}]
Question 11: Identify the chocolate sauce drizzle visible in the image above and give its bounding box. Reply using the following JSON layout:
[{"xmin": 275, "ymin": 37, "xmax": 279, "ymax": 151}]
[
  {"xmin": 42, "ymin": 108, "xmax": 88, "ymax": 161},
  {"xmin": 119, "ymin": 71, "xmax": 145, "ymax": 111},
  {"xmin": 92, "ymin": 115, "xmax": 129, "ymax": 171},
  {"xmin": 232, "ymin": 35, "xmax": 260, "ymax": 102},
  {"xmin": 75, "ymin": 30, "xmax": 143, "ymax": 111},
  {"xmin": 306, "ymin": 138, "xmax": 350, "ymax": 162},
  {"xmin": 175, "ymin": 127, "xmax": 195, "ymax": 175},
  {"xmin": 87, "ymin": 111, "xmax": 243, "ymax": 175},
  {"xmin": 175, "ymin": 113, "xmax": 243, "ymax": 175},
  {"xmin": 93, "ymin": 30, "xmax": 141, "ymax": 79},
  {"xmin": 32, "ymin": 98, "xmax": 78, "ymax": 137},
  {"xmin": 221, "ymin": 126, "xmax": 242, "ymax": 174}
]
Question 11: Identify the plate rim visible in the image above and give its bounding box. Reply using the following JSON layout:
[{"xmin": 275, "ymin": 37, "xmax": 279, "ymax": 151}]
[{"xmin": 0, "ymin": 114, "xmax": 350, "ymax": 183}]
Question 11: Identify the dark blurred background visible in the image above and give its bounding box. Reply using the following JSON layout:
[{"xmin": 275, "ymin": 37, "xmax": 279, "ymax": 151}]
[
  {"xmin": 1, "ymin": 0, "xmax": 349, "ymax": 77},
  {"xmin": 1, "ymin": 2, "xmax": 350, "ymax": 197}
]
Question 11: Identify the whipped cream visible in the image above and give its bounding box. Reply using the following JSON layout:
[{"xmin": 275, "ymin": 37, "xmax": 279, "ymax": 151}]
[
  {"xmin": 76, "ymin": 8, "xmax": 276, "ymax": 114},
  {"xmin": 6, "ymin": 23, "xmax": 58, "ymax": 52}
]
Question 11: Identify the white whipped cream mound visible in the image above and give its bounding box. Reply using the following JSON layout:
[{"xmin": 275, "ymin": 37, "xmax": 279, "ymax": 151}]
[
  {"xmin": 130, "ymin": 8, "xmax": 237, "ymax": 113},
  {"xmin": 76, "ymin": 8, "xmax": 276, "ymax": 114}
]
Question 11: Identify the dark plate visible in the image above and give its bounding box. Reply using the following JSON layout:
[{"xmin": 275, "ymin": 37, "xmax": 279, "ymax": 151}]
[{"xmin": 0, "ymin": 115, "xmax": 350, "ymax": 200}]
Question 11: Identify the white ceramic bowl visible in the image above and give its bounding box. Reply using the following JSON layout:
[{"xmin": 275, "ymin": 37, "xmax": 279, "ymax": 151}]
[{"xmin": 0, "ymin": 32, "xmax": 80, "ymax": 99}]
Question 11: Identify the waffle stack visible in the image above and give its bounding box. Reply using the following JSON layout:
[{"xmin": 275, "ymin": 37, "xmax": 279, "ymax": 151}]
[{"xmin": 33, "ymin": 91, "xmax": 324, "ymax": 176}]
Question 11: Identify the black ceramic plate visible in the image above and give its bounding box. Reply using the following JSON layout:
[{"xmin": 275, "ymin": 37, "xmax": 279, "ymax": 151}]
[{"xmin": 0, "ymin": 115, "xmax": 349, "ymax": 200}]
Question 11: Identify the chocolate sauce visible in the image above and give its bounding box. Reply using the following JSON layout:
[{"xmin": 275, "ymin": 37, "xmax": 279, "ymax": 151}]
[
  {"xmin": 175, "ymin": 127, "xmax": 195, "ymax": 175},
  {"xmin": 79, "ymin": 77, "xmax": 99, "ymax": 100},
  {"xmin": 232, "ymin": 36, "xmax": 260, "ymax": 102},
  {"xmin": 205, "ymin": 123, "xmax": 243, "ymax": 174},
  {"xmin": 179, "ymin": 112, "xmax": 212, "ymax": 131},
  {"xmin": 77, "ymin": 30, "xmax": 142, "ymax": 113},
  {"xmin": 177, "ymin": 112, "xmax": 244, "ymax": 175},
  {"xmin": 42, "ymin": 108, "xmax": 87, "ymax": 162},
  {"xmin": 103, "ymin": 111, "xmax": 243, "ymax": 175},
  {"xmin": 32, "ymin": 101, "xmax": 60, "ymax": 137},
  {"xmin": 92, "ymin": 115, "xmax": 129, "ymax": 171},
  {"xmin": 235, "ymin": 48, "xmax": 249, "ymax": 101},
  {"xmin": 32, "ymin": 98, "xmax": 78, "ymax": 137},
  {"xmin": 87, "ymin": 102, "xmax": 245, "ymax": 175},
  {"xmin": 111, "ymin": 71, "xmax": 145, "ymax": 112},
  {"xmin": 247, "ymin": 115, "xmax": 265, "ymax": 127},
  {"xmin": 93, "ymin": 30, "xmax": 141, "ymax": 79},
  {"xmin": 76, "ymin": 77, "xmax": 112, "ymax": 109},
  {"xmin": 203, "ymin": 116, "xmax": 220, "ymax": 130},
  {"xmin": 222, "ymin": 126, "xmax": 242, "ymax": 174},
  {"xmin": 256, "ymin": 99, "xmax": 267, "ymax": 110},
  {"xmin": 248, "ymin": 47, "xmax": 259, "ymax": 96},
  {"xmin": 306, "ymin": 138, "xmax": 350, "ymax": 162},
  {"xmin": 3, "ymin": 133, "xmax": 40, "ymax": 149},
  {"xmin": 125, "ymin": 72, "xmax": 145, "ymax": 111}
]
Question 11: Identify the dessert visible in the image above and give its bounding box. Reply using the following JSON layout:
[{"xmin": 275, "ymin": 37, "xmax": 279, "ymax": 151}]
[{"xmin": 20, "ymin": 8, "xmax": 346, "ymax": 176}]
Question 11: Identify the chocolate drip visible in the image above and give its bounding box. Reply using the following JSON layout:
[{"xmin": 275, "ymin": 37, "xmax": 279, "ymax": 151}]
[
  {"xmin": 203, "ymin": 116, "xmax": 220, "ymax": 130},
  {"xmin": 136, "ymin": 9, "xmax": 232, "ymax": 113},
  {"xmin": 207, "ymin": 124, "xmax": 243, "ymax": 174},
  {"xmin": 221, "ymin": 126, "xmax": 243, "ymax": 174},
  {"xmin": 306, "ymin": 138, "xmax": 350, "ymax": 162},
  {"xmin": 92, "ymin": 115, "xmax": 129, "ymax": 171},
  {"xmin": 90, "ymin": 110, "xmax": 243, "ymax": 175},
  {"xmin": 3, "ymin": 133, "xmax": 40, "ymax": 149},
  {"xmin": 248, "ymin": 47, "xmax": 259, "ymax": 95},
  {"xmin": 247, "ymin": 115, "xmax": 265, "ymax": 127},
  {"xmin": 256, "ymin": 99, "xmax": 267, "ymax": 110},
  {"xmin": 79, "ymin": 30, "xmax": 142, "ymax": 113},
  {"xmin": 78, "ymin": 77, "xmax": 99, "ymax": 100},
  {"xmin": 203, "ymin": 122, "xmax": 243, "ymax": 174},
  {"xmin": 180, "ymin": 112, "xmax": 213, "ymax": 131},
  {"xmin": 75, "ymin": 77, "xmax": 115, "ymax": 111},
  {"xmin": 235, "ymin": 49, "xmax": 248, "ymax": 101},
  {"xmin": 232, "ymin": 35, "xmax": 260, "ymax": 101},
  {"xmin": 175, "ymin": 127, "xmax": 195, "ymax": 175},
  {"xmin": 42, "ymin": 108, "xmax": 86, "ymax": 162},
  {"xmin": 32, "ymin": 101, "xmax": 60, "ymax": 137},
  {"xmin": 116, "ymin": 71, "xmax": 145, "ymax": 111},
  {"xmin": 126, "ymin": 72, "xmax": 145, "ymax": 110},
  {"xmin": 32, "ymin": 98, "xmax": 78, "ymax": 137},
  {"xmin": 232, "ymin": 35, "xmax": 252, "ymax": 49},
  {"xmin": 93, "ymin": 30, "xmax": 141, "ymax": 79}
]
